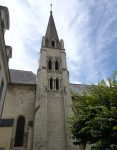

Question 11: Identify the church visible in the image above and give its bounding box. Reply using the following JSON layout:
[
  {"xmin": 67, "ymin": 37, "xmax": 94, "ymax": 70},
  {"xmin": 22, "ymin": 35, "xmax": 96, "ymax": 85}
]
[{"xmin": 0, "ymin": 9, "xmax": 91, "ymax": 150}]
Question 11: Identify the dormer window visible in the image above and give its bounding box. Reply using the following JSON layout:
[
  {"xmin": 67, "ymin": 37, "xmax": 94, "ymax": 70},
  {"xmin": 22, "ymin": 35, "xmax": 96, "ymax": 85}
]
[{"xmin": 52, "ymin": 41, "xmax": 55, "ymax": 47}]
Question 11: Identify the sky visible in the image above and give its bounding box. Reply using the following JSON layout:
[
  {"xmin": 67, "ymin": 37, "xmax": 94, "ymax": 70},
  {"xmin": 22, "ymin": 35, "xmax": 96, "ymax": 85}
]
[{"xmin": 1, "ymin": 0, "xmax": 117, "ymax": 85}]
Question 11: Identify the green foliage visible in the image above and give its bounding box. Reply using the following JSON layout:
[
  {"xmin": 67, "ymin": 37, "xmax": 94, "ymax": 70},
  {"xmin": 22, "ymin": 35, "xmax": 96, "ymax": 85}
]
[{"xmin": 67, "ymin": 71, "xmax": 117, "ymax": 150}]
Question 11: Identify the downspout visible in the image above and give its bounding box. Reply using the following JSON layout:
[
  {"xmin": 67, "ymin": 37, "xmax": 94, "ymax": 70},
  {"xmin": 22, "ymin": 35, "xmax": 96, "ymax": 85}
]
[{"xmin": 31, "ymin": 84, "xmax": 37, "ymax": 150}]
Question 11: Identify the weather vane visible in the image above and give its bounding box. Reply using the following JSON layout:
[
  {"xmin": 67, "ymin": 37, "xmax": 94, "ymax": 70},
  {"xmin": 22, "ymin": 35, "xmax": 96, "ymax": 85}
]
[{"xmin": 50, "ymin": 4, "xmax": 52, "ymax": 12}]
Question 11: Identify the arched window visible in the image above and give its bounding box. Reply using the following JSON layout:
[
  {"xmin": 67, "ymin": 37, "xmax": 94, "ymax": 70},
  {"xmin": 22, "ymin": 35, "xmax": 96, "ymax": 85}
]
[
  {"xmin": 14, "ymin": 116, "xmax": 25, "ymax": 147},
  {"xmin": 55, "ymin": 61, "xmax": 59, "ymax": 70},
  {"xmin": 50, "ymin": 77, "xmax": 53, "ymax": 90},
  {"xmin": 48, "ymin": 60, "xmax": 52, "ymax": 70},
  {"xmin": 0, "ymin": 80, "xmax": 4, "ymax": 101},
  {"xmin": 56, "ymin": 78, "xmax": 59, "ymax": 90},
  {"xmin": 51, "ymin": 41, "xmax": 55, "ymax": 47}
]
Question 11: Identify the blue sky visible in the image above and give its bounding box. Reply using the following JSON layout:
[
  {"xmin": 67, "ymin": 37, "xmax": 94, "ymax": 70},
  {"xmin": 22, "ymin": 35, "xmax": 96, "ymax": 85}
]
[{"xmin": 1, "ymin": 0, "xmax": 117, "ymax": 85}]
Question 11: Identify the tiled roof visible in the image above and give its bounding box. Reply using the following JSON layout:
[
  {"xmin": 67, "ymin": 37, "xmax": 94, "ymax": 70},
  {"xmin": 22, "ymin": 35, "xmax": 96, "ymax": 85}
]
[
  {"xmin": 9, "ymin": 69, "xmax": 91, "ymax": 94},
  {"xmin": 9, "ymin": 69, "xmax": 36, "ymax": 85},
  {"xmin": 70, "ymin": 83, "xmax": 92, "ymax": 95},
  {"xmin": 45, "ymin": 12, "xmax": 59, "ymax": 41}
]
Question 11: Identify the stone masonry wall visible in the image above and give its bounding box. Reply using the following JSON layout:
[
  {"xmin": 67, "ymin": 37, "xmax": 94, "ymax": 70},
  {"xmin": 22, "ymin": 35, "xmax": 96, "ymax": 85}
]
[
  {"xmin": 0, "ymin": 84, "xmax": 35, "ymax": 150},
  {"xmin": 33, "ymin": 69, "xmax": 48, "ymax": 150},
  {"xmin": 47, "ymin": 91, "xmax": 67, "ymax": 150},
  {"xmin": 0, "ymin": 127, "xmax": 12, "ymax": 150}
]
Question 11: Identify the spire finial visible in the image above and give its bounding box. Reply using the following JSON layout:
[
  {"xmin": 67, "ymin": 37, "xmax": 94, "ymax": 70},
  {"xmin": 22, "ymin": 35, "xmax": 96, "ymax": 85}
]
[{"xmin": 50, "ymin": 4, "xmax": 52, "ymax": 13}]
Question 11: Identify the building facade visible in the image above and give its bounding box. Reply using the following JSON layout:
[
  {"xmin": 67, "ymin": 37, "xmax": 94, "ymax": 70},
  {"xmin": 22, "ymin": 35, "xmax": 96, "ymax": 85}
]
[
  {"xmin": 0, "ymin": 5, "xmax": 12, "ymax": 122},
  {"xmin": 33, "ymin": 11, "xmax": 78, "ymax": 150},
  {"xmin": 0, "ymin": 9, "xmax": 92, "ymax": 150}
]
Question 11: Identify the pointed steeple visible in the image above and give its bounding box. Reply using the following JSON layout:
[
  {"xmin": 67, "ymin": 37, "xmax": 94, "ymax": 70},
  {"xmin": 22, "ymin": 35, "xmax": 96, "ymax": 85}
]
[{"xmin": 45, "ymin": 11, "xmax": 59, "ymax": 41}]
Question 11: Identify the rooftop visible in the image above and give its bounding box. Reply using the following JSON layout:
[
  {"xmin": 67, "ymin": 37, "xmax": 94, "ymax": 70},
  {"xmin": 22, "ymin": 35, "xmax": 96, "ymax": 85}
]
[
  {"xmin": 9, "ymin": 69, "xmax": 36, "ymax": 85},
  {"xmin": 9, "ymin": 69, "xmax": 91, "ymax": 94}
]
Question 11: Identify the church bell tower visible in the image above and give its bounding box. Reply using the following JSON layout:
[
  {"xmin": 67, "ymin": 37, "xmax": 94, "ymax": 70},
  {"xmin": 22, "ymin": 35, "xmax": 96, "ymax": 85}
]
[{"xmin": 33, "ymin": 11, "xmax": 77, "ymax": 150}]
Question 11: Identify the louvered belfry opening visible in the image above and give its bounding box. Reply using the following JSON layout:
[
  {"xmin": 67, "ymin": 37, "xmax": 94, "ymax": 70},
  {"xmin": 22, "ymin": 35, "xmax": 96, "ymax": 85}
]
[
  {"xmin": 50, "ymin": 77, "xmax": 53, "ymax": 89},
  {"xmin": 56, "ymin": 78, "xmax": 59, "ymax": 90},
  {"xmin": 48, "ymin": 60, "xmax": 52, "ymax": 70},
  {"xmin": 52, "ymin": 41, "xmax": 55, "ymax": 47},
  {"xmin": 55, "ymin": 61, "xmax": 58, "ymax": 70},
  {"xmin": 14, "ymin": 116, "xmax": 25, "ymax": 147}
]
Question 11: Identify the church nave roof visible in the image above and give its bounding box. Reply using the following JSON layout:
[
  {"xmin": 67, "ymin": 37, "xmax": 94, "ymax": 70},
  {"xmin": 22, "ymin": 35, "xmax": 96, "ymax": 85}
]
[
  {"xmin": 9, "ymin": 69, "xmax": 36, "ymax": 85},
  {"xmin": 9, "ymin": 69, "xmax": 91, "ymax": 94}
]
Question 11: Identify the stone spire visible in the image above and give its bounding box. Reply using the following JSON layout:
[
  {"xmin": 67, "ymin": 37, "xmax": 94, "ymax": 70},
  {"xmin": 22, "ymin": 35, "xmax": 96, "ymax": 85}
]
[{"xmin": 45, "ymin": 11, "xmax": 59, "ymax": 41}]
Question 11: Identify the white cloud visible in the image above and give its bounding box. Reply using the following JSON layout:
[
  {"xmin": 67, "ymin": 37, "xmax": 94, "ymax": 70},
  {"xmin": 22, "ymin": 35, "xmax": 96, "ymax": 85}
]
[
  {"xmin": 0, "ymin": 0, "xmax": 117, "ymax": 84},
  {"xmin": 71, "ymin": 81, "xmax": 82, "ymax": 84}
]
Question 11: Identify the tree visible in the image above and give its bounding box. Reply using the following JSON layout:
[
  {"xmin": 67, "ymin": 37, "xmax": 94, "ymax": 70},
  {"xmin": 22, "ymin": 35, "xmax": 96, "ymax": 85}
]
[{"xmin": 67, "ymin": 71, "xmax": 117, "ymax": 150}]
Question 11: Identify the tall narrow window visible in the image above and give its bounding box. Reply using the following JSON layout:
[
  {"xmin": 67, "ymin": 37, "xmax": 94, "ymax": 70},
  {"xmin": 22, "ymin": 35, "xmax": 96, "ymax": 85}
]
[
  {"xmin": 50, "ymin": 77, "xmax": 53, "ymax": 90},
  {"xmin": 52, "ymin": 41, "xmax": 55, "ymax": 47},
  {"xmin": 56, "ymin": 78, "xmax": 59, "ymax": 90},
  {"xmin": 14, "ymin": 116, "xmax": 25, "ymax": 147},
  {"xmin": 48, "ymin": 60, "xmax": 52, "ymax": 70},
  {"xmin": 0, "ymin": 80, "xmax": 4, "ymax": 101},
  {"xmin": 55, "ymin": 61, "xmax": 58, "ymax": 70}
]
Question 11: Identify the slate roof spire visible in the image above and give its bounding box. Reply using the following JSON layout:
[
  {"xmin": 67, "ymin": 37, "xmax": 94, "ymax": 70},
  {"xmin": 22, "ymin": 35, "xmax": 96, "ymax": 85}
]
[{"xmin": 45, "ymin": 11, "xmax": 59, "ymax": 41}]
